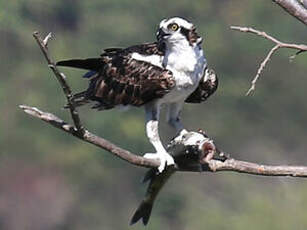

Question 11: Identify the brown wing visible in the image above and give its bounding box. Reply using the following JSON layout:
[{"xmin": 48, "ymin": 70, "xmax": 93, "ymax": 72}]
[
  {"xmin": 86, "ymin": 56, "xmax": 175, "ymax": 110},
  {"xmin": 58, "ymin": 45, "xmax": 173, "ymax": 110},
  {"xmin": 185, "ymin": 68, "xmax": 218, "ymax": 103},
  {"xmin": 57, "ymin": 42, "xmax": 173, "ymax": 110}
]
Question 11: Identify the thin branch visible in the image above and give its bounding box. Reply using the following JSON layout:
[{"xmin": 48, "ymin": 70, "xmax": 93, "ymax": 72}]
[
  {"xmin": 231, "ymin": 26, "xmax": 307, "ymax": 95},
  {"xmin": 43, "ymin": 32, "xmax": 52, "ymax": 47},
  {"xmin": 19, "ymin": 105, "xmax": 160, "ymax": 169},
  {"xmin": 273, "ymin": 0, "xmax": 307, "ymax": 25},
  {"xmin": 208, "ymin": 159, "xmax": 307, "ymax": 177},
  {"xmin": 245, "ymin": 44, "xmax": 280, "ymax": 96},
  {"xmin": 33, "ymin": 31, "xmax": 85, "ymax": 135},
  {"xmin": 20, "ymin": 105, "xmax": 307, "ymax": 177}
]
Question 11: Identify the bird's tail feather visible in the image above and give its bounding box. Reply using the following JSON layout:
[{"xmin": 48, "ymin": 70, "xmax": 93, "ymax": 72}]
[
  {"xmin": 56, "ymin": 58, "xmax": 102, "ymax": 71},
  {"xmin": 130, "ymin": 201, "xmax": 153, "ymax": 226}
]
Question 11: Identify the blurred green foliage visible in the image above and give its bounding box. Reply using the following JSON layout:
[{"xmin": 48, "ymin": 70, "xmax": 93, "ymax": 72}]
[{"xmin": 1, "ymin": 0, "xmax": 307, "ymax": 229}]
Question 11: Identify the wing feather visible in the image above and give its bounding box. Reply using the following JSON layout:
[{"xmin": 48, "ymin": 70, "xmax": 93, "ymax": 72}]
[
  {"xmin": 185, "ymin": 68, "xmax": 218, "ymax": 103},
  {"xmin": 57, "ymin": 58, "xmax": 102, "ymax": 71},
  {"xmin": 58, "ymin": 43, "xmax": 174, "ymax": 110}
]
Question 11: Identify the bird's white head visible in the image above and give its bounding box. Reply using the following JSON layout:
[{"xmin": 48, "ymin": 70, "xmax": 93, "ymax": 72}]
[{"xmin": 156, "ymin": 17, "xmax": 202, "ymax": 47}]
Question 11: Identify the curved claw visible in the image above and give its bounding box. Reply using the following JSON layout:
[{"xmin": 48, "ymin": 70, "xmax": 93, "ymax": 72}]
[{"xmin": 143, "ymin": 152, "xmax": 174, "ymax": 172}]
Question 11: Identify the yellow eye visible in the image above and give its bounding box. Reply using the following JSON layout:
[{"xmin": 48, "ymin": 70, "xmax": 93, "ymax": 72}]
[{"xmin": 168, "ymin": 23, "xmax": 179, "ymax": 31}]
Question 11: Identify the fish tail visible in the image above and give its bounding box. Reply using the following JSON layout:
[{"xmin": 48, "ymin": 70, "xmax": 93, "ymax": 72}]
[{"xmin": 130, "ymin": 200, "xmax": 153, "ymax": 226}]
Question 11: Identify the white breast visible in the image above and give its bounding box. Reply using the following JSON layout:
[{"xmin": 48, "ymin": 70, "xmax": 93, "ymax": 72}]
[
  {"xmin": 162, "ymin": 44, "xmax": 207, "ymax": 102},
  {"xmin": 131, "ymin": 44, "xmax": 207, "ymax": 104}
]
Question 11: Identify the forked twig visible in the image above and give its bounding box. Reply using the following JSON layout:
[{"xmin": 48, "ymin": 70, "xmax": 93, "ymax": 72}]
[
  {"xmin": 231, "ymin": 26, "xmax": 307, "ymax": 95},
  {"xmin": 33, "ymin": 31, "xmax": 85, "ymax": 135}
]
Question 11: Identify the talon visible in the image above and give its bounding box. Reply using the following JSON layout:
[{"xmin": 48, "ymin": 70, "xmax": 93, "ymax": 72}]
[{"xmin": 143, "ymin": 152, "xmax": 174, "ymax": 173}]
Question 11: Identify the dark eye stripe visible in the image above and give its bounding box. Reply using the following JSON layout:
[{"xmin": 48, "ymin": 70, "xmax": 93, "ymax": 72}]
[
  {"xmin": 180, "ymin": 26, "xmax": 200, "ymax": 46},
  {"xmin": 180, "ymin": 27, "xmax": 189, "ymax": 39}
]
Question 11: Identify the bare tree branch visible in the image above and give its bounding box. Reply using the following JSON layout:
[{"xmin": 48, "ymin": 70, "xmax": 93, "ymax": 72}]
[
  {"xmin": 19, "ymin": 105, "xmax": 307, "ymax": 177},
  {"xmin": 246, "ymin": 44, "xmax": 280, "ymax": 96},
  {"xmin": 300, "ymin": 0, "xmax": 307, "ymax": 9},
  {"xmin": 230, "ymin": 26, "xmax": 307, "ymax": 95},
  {"xmin": 208, "ymin": 159, "xmax": 307, "ymax": 177},
  {"xmin": 273, "ymin": 0, "xmax": 307, "ymax": 25},
  {"xmin": 21, "ymin": 31, "xmax": 307, "ymax": 179},
  {"xmin": 33, "ymin": 31, "xmax": 85, "ymax": 135},
  {"xmin": 19, "ymin": 105, "xmax": 160, "ymax": 168}
]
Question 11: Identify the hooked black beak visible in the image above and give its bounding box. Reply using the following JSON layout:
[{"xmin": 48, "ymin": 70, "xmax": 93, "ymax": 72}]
[{"xmin": 156, "ymin": 28, "xmax": 170, "ymax": 42}]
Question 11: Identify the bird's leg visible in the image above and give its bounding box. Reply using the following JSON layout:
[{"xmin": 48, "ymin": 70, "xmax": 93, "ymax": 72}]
[
  {"xmin": 144, "ymin": 103, "xmax": 174, "ymax": 172},
  {"xmin": 166, "ymin": 102, "xmax": 188, "ymax": 142}
]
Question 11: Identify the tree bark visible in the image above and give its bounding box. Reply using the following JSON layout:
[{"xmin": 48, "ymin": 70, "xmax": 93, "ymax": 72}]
[
  {"xmin": 20, "ymin": 105, "xmax": 307, "ymax": 177},
  {"xmin": 273, "ymin": 0, "xmax": 307, "ymax": 25}
]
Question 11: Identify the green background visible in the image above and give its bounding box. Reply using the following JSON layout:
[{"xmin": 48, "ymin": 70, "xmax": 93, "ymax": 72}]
[{"xmin": 1, "ymin": 0, "xmax": 307, "ymax": 229}]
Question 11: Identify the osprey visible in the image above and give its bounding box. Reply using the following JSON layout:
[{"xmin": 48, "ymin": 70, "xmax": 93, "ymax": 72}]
[{"xmin": 57, "ymin": 17, "xmax": 218, "ymax": 173}]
